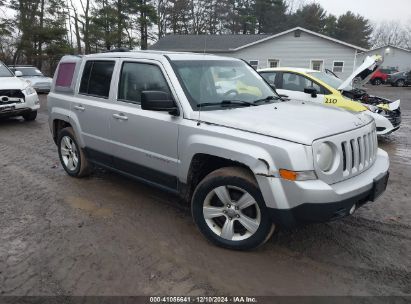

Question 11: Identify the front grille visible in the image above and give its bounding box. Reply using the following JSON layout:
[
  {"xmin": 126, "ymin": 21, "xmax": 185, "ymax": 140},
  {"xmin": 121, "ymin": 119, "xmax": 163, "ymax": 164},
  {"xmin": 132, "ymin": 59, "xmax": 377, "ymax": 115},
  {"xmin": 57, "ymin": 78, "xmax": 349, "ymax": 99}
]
[
  {"xmin": 313, "ymin": 122, "xmax": 378, "ymax": 185},
  {"xmin": 0, "ymin": 90, "xmax": 25, "ymax": 104},
  {"xmin": 341, "ymin": 129, "xmax": 377, "ymax": 178}
]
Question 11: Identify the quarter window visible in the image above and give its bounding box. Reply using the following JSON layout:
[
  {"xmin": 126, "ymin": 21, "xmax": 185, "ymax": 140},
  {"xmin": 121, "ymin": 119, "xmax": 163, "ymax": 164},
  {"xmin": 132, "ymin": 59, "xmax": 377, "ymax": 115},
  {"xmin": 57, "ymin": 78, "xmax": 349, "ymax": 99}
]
[
  {"xmin": 118, "ymin": 62, "xmax": 171, "ymax": 104},
  {"xmin": 79, "ymin": 61, "xmax": 115, "ymax": 98},
  {"xmin": 333, "ymin": 61, "xmax": 344, "ymax": 73},
  {"xmin": 56, "ymin": 63, "xmax": 76, "ymax": 87}
]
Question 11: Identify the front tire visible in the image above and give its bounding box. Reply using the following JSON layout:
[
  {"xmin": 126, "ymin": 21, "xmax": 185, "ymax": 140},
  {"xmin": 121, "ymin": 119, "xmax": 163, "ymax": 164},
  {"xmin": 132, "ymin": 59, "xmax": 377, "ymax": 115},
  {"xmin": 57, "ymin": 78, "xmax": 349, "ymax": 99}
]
[
  {"xmin": 57, "ymin": 127, "xmax": 91, "ymax": 177},
  {"xmin": 372, "ymin": 78, "xmax": 382, "ymax": 86},
  {"xmin": 23, "ymin": 111, "xmax": 37, "ymax": 121},
  {"xmin": 192, "ymin": 167, "xmax": 274, "ymax": 250}
]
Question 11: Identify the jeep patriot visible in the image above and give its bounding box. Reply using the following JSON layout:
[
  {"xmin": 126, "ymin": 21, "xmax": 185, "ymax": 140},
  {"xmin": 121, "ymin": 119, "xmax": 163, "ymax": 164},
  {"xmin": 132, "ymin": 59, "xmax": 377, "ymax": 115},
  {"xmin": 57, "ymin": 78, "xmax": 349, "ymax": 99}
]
[{"xmin": 48, "ymin": 51, "xmax": 390, "ymax": 250}]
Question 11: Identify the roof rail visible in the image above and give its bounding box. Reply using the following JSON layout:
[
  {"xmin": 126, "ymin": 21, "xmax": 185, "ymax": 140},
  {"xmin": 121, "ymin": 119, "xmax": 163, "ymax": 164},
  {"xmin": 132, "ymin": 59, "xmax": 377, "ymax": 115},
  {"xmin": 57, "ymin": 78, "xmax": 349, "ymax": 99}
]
[{"xmin": 104, "ymin": 47, "xmax": 130, "ymax": 53}]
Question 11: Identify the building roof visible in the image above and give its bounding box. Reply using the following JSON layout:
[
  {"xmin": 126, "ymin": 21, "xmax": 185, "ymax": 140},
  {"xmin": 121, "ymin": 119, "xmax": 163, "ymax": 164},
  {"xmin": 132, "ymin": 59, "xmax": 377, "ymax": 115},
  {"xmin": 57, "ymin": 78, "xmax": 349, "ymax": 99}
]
[
  {"xmin": 369, "ymin": 44, "xmax": 411, "ymax": 53},
  {"xmin": 149, "ymin": 34, "xmax": 272, "ymax": 52},
  {"xmin": 149, "ymin": 27, "xmax": 368, "ymax": 53}
]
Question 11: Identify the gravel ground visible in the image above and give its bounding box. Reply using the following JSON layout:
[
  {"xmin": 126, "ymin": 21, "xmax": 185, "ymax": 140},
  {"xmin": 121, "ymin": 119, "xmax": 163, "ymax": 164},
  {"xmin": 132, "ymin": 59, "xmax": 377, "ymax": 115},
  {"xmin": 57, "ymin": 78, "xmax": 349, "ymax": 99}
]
[{"xmin": 0, "ymin": 86, "xmax": 410, "ymax": 297}]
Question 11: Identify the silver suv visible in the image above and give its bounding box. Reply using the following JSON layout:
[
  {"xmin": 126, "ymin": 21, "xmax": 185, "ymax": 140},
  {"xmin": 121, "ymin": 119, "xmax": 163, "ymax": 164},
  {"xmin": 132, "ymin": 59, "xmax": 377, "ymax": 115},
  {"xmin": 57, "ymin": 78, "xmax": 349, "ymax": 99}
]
[{"xmin": 48, "ymin": 51, "xmax": 390, "ymax": 250}]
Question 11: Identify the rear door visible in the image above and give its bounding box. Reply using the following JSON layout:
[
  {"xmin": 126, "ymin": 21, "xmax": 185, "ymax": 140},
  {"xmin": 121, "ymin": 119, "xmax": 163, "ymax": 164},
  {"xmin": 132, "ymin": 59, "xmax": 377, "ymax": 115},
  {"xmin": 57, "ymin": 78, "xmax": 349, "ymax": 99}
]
[
  {"xmin": 71, "ymin": 59, "xmax": 116, "ymax": 164},
  {"xmin": 108, "ymin": 59, "xmax": 180, "ymax": 191}
]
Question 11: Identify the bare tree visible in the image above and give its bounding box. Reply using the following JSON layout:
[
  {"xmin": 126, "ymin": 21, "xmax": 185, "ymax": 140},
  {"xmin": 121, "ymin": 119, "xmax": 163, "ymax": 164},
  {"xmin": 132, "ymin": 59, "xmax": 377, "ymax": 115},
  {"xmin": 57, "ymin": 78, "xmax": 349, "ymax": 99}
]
[{"xmin": 371, "ymin": 21, "xmax": 410, "ymax": 49}]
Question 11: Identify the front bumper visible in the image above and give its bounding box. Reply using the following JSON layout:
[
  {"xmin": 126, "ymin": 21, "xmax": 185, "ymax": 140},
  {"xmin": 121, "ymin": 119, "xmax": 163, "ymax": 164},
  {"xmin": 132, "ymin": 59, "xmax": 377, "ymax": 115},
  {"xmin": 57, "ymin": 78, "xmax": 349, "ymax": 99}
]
[
  {"xmin": 367, "ymin": 111, "xmax": 401, "ymax": 135},
  {"xmin": 257, "ymin": 149, "xmax": 389, "ymax": 228},
  {"xmin": 268, "ymin": 171, "xmax": 389, "ymax": 228},
  {"xmin": 0, "ymin": 93, "xmax": 40, "ymax": 117}
]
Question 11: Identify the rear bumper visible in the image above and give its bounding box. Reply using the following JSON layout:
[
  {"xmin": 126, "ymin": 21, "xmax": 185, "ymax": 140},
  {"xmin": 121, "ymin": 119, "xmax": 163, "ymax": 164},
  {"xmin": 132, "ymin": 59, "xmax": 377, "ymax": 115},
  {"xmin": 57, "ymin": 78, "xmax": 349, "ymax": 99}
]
[{"xmin": 268, "ymin": 171, "xmax": 389, "ymax": 228}]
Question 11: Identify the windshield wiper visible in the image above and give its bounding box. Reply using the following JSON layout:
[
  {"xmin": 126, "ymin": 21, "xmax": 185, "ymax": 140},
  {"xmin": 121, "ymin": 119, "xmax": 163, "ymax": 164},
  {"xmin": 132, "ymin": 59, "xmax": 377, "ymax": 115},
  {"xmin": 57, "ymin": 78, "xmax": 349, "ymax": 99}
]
[
  {"xmin": 252, "ymin": 96, "xmax": 280, "ymax": 104},
  {"xmin": 197, "ymin": 100, "xmax": 256, "ymax": 108}
]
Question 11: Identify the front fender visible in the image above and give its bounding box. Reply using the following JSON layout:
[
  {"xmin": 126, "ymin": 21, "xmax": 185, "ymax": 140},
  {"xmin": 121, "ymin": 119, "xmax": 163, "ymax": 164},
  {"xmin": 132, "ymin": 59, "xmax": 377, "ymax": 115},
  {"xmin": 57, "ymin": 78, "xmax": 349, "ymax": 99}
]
[
  {"xmin": 179, "ymin": 134, "xmax": 274, "ymax": 184},
  {"xmin": 178, "ymin": 124, "xmax": 314, "ymax": 184}
]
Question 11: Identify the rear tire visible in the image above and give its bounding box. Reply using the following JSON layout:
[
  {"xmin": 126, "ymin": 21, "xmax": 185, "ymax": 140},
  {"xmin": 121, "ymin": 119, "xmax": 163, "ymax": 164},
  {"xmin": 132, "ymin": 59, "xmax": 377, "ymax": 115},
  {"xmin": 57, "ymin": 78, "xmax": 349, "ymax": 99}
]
[
  {"xmin": 57, "ymin": 127, "xmax": 91, "ymax": 177},
  {"xmin": 23, "ymin": 111, "xmax": 37, "ymax": 121},
  {"xmin": 191, "ymin": 167, "xmax": 275, "ymax": 250},
  {"xmin": 396, "ymin": 79, "xmax": 405, "ymax": 87}
]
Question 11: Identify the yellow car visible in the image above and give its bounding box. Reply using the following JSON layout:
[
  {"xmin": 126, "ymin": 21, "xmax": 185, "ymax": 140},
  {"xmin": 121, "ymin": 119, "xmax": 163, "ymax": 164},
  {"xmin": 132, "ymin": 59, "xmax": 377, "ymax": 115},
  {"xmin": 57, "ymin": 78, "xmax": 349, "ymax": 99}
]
[{"xmin": 258, "ymin": 56, "xmax": 401, "ymax": 135}]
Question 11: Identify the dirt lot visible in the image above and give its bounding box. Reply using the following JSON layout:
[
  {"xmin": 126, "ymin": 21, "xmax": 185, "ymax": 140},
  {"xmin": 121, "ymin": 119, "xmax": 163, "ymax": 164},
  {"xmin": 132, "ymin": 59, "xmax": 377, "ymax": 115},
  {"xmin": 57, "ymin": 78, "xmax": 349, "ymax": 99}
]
[{"xmin": 0, "ymin": 86, "xmax": 410, "ymax": 297}]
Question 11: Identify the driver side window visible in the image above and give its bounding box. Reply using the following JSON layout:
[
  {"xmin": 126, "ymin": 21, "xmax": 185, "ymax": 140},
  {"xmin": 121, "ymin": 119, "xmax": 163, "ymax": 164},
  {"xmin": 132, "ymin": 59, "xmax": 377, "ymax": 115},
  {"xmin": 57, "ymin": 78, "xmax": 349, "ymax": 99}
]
[
  {"xmin": 282, "ymin": 72, "xmax": 321, "ymax": 93},
  {"xmin": 118, "ymin": 62, "xmax": 171, "ymax": 104}
]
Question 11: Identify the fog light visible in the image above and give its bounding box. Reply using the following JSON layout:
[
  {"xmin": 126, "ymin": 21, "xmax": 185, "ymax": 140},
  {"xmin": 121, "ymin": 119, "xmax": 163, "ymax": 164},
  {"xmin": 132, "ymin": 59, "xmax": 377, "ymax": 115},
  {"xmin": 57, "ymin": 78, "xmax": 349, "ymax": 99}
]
[{"xmin": 349, "ymin": 204, "xmax": 356, "ymax": 215}]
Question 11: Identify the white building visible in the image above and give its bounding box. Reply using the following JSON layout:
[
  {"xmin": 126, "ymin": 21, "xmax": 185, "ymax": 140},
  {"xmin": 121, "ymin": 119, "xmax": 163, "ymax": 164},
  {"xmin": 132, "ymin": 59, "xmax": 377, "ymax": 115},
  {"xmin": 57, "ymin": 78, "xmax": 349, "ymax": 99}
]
[
  {"xmin": 359, "ymin": 45, "xmax": 411, "ymax": 72},
  {"xmin": 150, "ymin": 27, "xmax": 367, "ymax": 79}
]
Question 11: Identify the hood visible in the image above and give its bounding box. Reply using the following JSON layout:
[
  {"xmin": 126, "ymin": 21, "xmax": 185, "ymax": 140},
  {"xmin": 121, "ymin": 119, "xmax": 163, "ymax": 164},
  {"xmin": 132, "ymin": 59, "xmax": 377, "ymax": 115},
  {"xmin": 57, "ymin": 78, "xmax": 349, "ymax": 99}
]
[
  {"xmin": 22, "ymin": 76, "xmax": 52, "ymax": 84},
  {"xmin": 192, "ymin": 101, "xmax": 373, "ymax": 145},
  {"xmin": 0, "ymin": 77, "xmax": 29, "ymax": 90},
  {"xmin": 338, "ymin": 55, "xmax": 384, "ymax": 90}
]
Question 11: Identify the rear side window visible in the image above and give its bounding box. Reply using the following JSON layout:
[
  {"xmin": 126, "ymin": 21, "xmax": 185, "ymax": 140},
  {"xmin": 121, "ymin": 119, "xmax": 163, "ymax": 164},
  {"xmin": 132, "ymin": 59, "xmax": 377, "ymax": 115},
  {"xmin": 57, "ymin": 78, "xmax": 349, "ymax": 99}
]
[
  {"xmin": 79, "ymin": 61, "xmax": 115, "ymax": 98},
  {"xmin": 118, "ymin": 62, "xmax": 171, "ymax": 104},
  {"xmin": 56, "ymin": 63, "xmax": 76, "ymax": 87}
]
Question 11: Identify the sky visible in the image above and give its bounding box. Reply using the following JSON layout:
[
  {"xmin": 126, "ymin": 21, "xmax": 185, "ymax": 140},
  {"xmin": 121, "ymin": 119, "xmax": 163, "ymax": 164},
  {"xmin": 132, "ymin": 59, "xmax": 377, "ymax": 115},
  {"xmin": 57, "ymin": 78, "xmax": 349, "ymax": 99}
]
[{"xmin": 311, "ymin": 0, "xmax": 411, "ymax": 24}]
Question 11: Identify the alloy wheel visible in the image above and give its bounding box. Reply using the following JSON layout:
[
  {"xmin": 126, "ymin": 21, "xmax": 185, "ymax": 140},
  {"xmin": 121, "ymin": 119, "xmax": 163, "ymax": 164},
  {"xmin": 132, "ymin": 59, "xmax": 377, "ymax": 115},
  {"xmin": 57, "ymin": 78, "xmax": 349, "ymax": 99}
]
[
  {"xmin": 60, "ymin": 136, "xmax": 79, "ymax": 171},
  {"xmin": 202, "ymin": 185, "xmax": 261, "ymax": 241}
]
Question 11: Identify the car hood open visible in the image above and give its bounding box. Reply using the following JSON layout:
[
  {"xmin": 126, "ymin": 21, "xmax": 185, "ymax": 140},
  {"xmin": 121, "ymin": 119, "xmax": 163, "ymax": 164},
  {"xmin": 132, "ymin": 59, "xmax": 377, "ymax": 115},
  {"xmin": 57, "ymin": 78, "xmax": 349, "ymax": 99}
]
[
  {"xmin": 191, "ymin": 101, "xmax": 373, "ymax": 145},
  {"xmin": 337, "ymin": 55, "xmax": 384, "ymax": 90}
]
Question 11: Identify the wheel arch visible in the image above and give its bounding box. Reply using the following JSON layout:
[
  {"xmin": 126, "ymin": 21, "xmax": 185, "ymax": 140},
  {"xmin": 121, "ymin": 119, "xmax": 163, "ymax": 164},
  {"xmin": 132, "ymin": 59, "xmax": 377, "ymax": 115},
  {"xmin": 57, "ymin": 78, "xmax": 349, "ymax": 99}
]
[{"xmin": 181, "ymin": 149, "xmax": 272, "ymax": 203}]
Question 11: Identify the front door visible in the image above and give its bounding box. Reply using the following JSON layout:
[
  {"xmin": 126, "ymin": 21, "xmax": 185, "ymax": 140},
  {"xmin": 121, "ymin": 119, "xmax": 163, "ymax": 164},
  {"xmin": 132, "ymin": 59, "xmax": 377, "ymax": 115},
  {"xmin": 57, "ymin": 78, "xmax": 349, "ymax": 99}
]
[
  {"xmin": 109, "ymin": 60, "xmax": 180, "ymax": 191},
  {"xmin": 276, "ymin": 72, "xmax": 325, "ymax": 104}
]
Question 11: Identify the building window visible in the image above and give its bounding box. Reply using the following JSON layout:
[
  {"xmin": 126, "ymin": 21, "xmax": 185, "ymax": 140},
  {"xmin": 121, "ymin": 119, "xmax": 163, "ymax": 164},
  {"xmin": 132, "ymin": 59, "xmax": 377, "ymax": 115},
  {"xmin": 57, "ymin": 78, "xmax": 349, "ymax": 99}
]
[
  {"xmin": 333, "ymin": 61, "xmax": 344, "ymax": 73},
  {"xmin": 268, "ymin": 59, "xmax": 279, "ymax": 68},
  {"xmin": 249, "ymin": 60, "xmax": 259, "ymax": 70},
  {"xmin": 311, "ymin": 60, "xmax": 324, "ymax": 71}
]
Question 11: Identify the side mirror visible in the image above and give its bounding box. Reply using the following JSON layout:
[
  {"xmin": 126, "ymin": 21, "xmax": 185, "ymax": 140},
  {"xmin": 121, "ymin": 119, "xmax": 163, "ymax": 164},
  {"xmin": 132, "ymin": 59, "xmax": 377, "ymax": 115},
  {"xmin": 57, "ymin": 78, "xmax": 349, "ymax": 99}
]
[
  {"xmin": 14, "ymin": 71, "xmax": 23, "ymax": 77},
  {"xmin": 141, "ymin": 91, "xmax": 178, "ymax": 115},
  {"xmin": 304, "ymin": 87, "xmax": 318, "ymax": 98}
]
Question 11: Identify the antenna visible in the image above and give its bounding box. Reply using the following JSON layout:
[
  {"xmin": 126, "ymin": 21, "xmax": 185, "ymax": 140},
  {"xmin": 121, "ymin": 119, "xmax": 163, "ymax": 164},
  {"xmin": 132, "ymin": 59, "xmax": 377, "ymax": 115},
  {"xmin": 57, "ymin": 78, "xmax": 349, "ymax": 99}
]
[{"xmin": 197, "ymin": 104, "xmax": 202, "ymax": 126}]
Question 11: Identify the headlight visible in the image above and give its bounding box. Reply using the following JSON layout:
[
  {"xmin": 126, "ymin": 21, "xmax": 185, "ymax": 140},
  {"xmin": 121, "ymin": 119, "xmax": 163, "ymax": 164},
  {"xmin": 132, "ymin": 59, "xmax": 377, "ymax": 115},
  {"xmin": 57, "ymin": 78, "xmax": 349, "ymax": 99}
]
[
  {"xmin": 316, "ymin": 142, "xmax": 335, "ymax": 172},
  {"xmin": 363, "ymin": 104, "xmax": 379, "ymax": 113},
  {"xmin": 23, "ymin": 86, "xmax": 36, "ymax": 95}
]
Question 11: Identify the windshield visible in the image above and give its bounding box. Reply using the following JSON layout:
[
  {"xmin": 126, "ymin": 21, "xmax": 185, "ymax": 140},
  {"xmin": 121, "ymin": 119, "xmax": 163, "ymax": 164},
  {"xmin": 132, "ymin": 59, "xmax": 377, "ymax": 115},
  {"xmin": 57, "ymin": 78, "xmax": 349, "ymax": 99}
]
[
  {"xmin": 172, "ymin": 60, "xmax": 279, "ymax": 110},
  {"xmin": 15, "ymin": 67, "xmax": 44, "ymax": 77},
  {"xmin": 0, "ymin": 63, "xmax": 14, "ymax": 77},
  {"xmin": 307, "ymin": 71, "xmax": 348, "ymax": 90}
]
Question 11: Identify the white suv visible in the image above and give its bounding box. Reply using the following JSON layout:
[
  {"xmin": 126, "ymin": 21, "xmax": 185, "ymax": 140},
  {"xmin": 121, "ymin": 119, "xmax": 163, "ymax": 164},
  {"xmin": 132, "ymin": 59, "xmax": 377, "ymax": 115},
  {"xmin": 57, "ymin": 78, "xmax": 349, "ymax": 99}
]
[
  {"xmin": 48, "ymin": 52, "xmax": 390, "ymax": 250},
  {"xmin": 0, "ymin": 61, "xmax": 40, "ymax": 121}
]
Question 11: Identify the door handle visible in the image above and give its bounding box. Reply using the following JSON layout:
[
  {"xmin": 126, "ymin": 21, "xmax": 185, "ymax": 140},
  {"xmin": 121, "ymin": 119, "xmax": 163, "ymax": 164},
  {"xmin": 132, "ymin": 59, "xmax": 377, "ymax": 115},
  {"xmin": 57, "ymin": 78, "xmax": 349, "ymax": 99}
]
[
  {"xmin": 73, "ymin": 105, "xmax": 85, "ymax": 111},
  {"xmin": 112, "ymin": 113, "xmax": 128, "ymax": 121}
]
